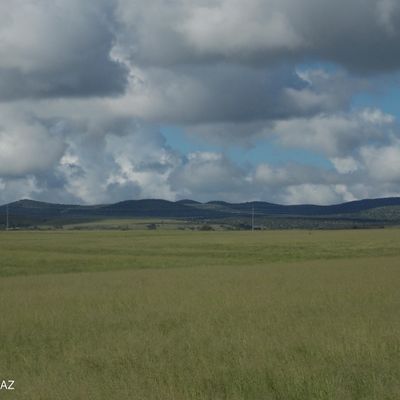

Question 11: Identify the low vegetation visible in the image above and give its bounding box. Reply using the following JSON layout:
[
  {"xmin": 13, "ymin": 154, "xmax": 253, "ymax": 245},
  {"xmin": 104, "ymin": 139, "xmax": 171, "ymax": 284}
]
[{"xmin": 0, "ymin": 229, "xmax": 399, "ymax": 399}]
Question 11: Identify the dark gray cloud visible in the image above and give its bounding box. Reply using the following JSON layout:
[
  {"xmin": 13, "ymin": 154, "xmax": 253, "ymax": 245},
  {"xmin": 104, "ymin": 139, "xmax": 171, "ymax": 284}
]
[
  {"xmin": 290, "ymin": 0, "xmax": 400, "ymax": 73},
  {"xmin": 116, "ymin": 0, "xmax": 400, "ymax": 72},
  {"xmin": 0, "ymin": 0, "xmax": 127, "ymax": 100},
  {"xmin": 111, "ymin": 64, "xmax": 356, "ymax": 127},
  {"xmin": 0, "ymin": 64, "xmax": 127, "ymax": 101},
  {"xmin": 2, "ymin": 0, "xmax": 399, "ymax": 102}
]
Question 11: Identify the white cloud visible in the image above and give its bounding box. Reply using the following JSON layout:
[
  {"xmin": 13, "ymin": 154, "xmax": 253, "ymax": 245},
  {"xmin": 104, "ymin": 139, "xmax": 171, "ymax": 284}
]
[
  {"xmin": 169, "ymin": 152, "xmax": 248, "ymax": 202},
  {"xmin": 360, "ymin": 142, "xmax": 400, "ymax": 183},
  {"xmin": 0, "ymin": 112, "xmax": 66, "ymax": 176},
  {"xmin": 331, "ymin": 157, "xmax": 359, "ymax": 174},
  {"xmin": 376, "ymin": 0, "xmax": 399, "ymax": 35},
  {"xmin": 274, "ymin": 108, "xmax": 396, "ymax": 157},
  {"xmin": 179, "ymin": 0, "xmax": 304, "ymax": 57},
  {"xmin": 0, "ymin": 176, "xmax": 41, "ymax": 203},
  {"xmin": 282, "ymin": 184, "xmax": 345, "ymax": 205}
]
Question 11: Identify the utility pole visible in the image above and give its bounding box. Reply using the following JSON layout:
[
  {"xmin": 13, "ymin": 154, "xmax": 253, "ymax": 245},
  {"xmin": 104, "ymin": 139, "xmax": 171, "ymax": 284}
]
[
  {"xmin": 6, "ymin": 204, "xmax": 9, "ymax": 231},
  {"xmin": 252, "ymin": 204, "xmax": 254, "ymax": 232}
]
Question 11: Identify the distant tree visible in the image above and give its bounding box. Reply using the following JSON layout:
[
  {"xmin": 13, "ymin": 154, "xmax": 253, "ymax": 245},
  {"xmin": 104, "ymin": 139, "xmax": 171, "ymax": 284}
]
[
  {"xmin": 199, "ymin": 224, "xmax": 214, "ymax": 231},
  {"xmin": 237, "ymin": 223, "xmax": 252, "ymax": 230}
]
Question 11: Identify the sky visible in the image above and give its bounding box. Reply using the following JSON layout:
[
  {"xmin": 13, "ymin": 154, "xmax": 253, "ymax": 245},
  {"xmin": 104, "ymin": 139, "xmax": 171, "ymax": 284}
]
[{"xmin": 1, "ymin": 0, "xmax": 400, "ymax": 205}]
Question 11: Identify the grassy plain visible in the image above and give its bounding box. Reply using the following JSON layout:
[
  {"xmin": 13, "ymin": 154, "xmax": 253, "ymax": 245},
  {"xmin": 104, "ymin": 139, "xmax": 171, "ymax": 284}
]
[{"xmin": 0, "ymin": 229, "xmax": 399, "ymax": 399}]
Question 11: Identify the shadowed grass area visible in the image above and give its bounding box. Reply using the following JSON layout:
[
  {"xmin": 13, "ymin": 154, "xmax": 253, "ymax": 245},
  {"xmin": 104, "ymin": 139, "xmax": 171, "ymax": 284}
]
[{"xmin": 0, "ymin": 230, "xmax": 399, "ymax": 399}]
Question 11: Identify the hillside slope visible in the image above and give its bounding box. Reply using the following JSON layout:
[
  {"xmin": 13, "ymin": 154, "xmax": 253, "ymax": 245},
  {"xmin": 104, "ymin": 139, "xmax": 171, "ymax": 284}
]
[{"xmin": 1, "ymin": 197, "xmax": 400, "ymax": 228}]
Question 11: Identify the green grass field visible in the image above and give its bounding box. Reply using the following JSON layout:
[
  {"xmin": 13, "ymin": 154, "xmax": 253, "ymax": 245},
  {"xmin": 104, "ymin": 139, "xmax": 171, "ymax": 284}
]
[{"xmin": 0, "ymin": 229, "xmax": 399, "ymax": 399}]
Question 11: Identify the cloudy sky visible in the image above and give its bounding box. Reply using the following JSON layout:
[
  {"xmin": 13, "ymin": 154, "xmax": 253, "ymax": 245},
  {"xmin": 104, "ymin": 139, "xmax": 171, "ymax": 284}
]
[{"xmin": 1, "ymin": 0, "xmax": 400, "ymax": 205}]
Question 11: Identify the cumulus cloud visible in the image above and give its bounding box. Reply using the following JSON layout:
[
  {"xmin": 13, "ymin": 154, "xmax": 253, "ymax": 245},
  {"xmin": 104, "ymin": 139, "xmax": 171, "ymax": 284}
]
[
  {"xmin": 115, "ymin": 0, "xmax": 400, "ymax": 72},
  {"xmin": 376, "ymin": 0, "xmax": 399, "ymax": 35},
  {"xmin": 330, "ymin": 157, "xmax": 359, "ymax": 174},
  {"xmin": 281, "ymin": 184, "xmax": 349, "ymax": 205},
  {"xmin": 360, "ymin": 142, "xmax": 400, "ymax": 183},
  {"xmin": 169, "ymin": 152, "xmax": 248, "ymax": 202},
  {"xmin": 52, "ymin": 120, "xmax": 181, "ymax": 204},
  {"xmin": 1, "ymin": 0, "xmax": 400, "ymax": 205},
  {"xmin": 273, "ymin": 108, "xmax": 396, "ymax": 157},
  {"xmin": 1, "ymin": 116, "xmax": 400, "ymax": 205},
  {"xmin": 0, "ymin": 0, "xmax": 127, "ymax": 100},
  {"xmin": 178, "ymin": 1, "xmax": 303, "ymax": 58},
  {"xmin": 0, "ymin": 111, "xmax": 66, "ymax": 176},
  {"xmin": 107, "ymin": 64, "xmax": 355, "ymax": 132}
]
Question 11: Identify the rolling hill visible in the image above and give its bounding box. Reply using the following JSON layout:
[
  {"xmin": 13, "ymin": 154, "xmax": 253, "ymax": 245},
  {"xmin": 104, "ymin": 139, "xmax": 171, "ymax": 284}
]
[{"xmin": 1, "ymin": 197, "xmax": 400, "ymax": 229}]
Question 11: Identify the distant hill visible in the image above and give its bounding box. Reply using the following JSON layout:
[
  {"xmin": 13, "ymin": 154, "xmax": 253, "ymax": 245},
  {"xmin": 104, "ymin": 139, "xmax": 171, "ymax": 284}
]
[{"xmin": 1, "ymin": 197, "xmax": 400, "ymax": 229}]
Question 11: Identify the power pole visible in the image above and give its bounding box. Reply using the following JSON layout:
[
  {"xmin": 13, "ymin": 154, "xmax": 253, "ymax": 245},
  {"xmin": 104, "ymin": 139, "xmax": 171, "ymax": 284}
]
[
  {"xmin": 252, "ymin": 204, "xmax": 254, "ymax": 232},
  {"xmin": 6, "ymin": 204, "xmax": 9, "ymax": 231}
]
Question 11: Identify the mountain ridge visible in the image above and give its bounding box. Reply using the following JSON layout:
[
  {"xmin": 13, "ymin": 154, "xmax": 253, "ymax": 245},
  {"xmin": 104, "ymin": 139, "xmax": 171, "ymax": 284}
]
[{"xmin": 1, "ymin": 196, "xmax": 400, "ymax": 218}]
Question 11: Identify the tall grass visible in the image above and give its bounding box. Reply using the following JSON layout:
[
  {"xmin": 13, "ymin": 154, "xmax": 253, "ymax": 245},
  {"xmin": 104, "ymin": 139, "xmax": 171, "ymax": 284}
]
[
  {"xmin": 0, "ymin": 229, "xmax": 400, "ymax": 277},
  {"xmin": 0, "ymin": 230, "xmax": 399, "ymax": 399}
]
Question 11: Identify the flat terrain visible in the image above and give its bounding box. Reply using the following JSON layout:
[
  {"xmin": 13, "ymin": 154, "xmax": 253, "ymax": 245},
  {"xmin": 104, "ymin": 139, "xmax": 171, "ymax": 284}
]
[{"xmin": 0, "ymin": 230, "xmax": 399, "ymax": 399}]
